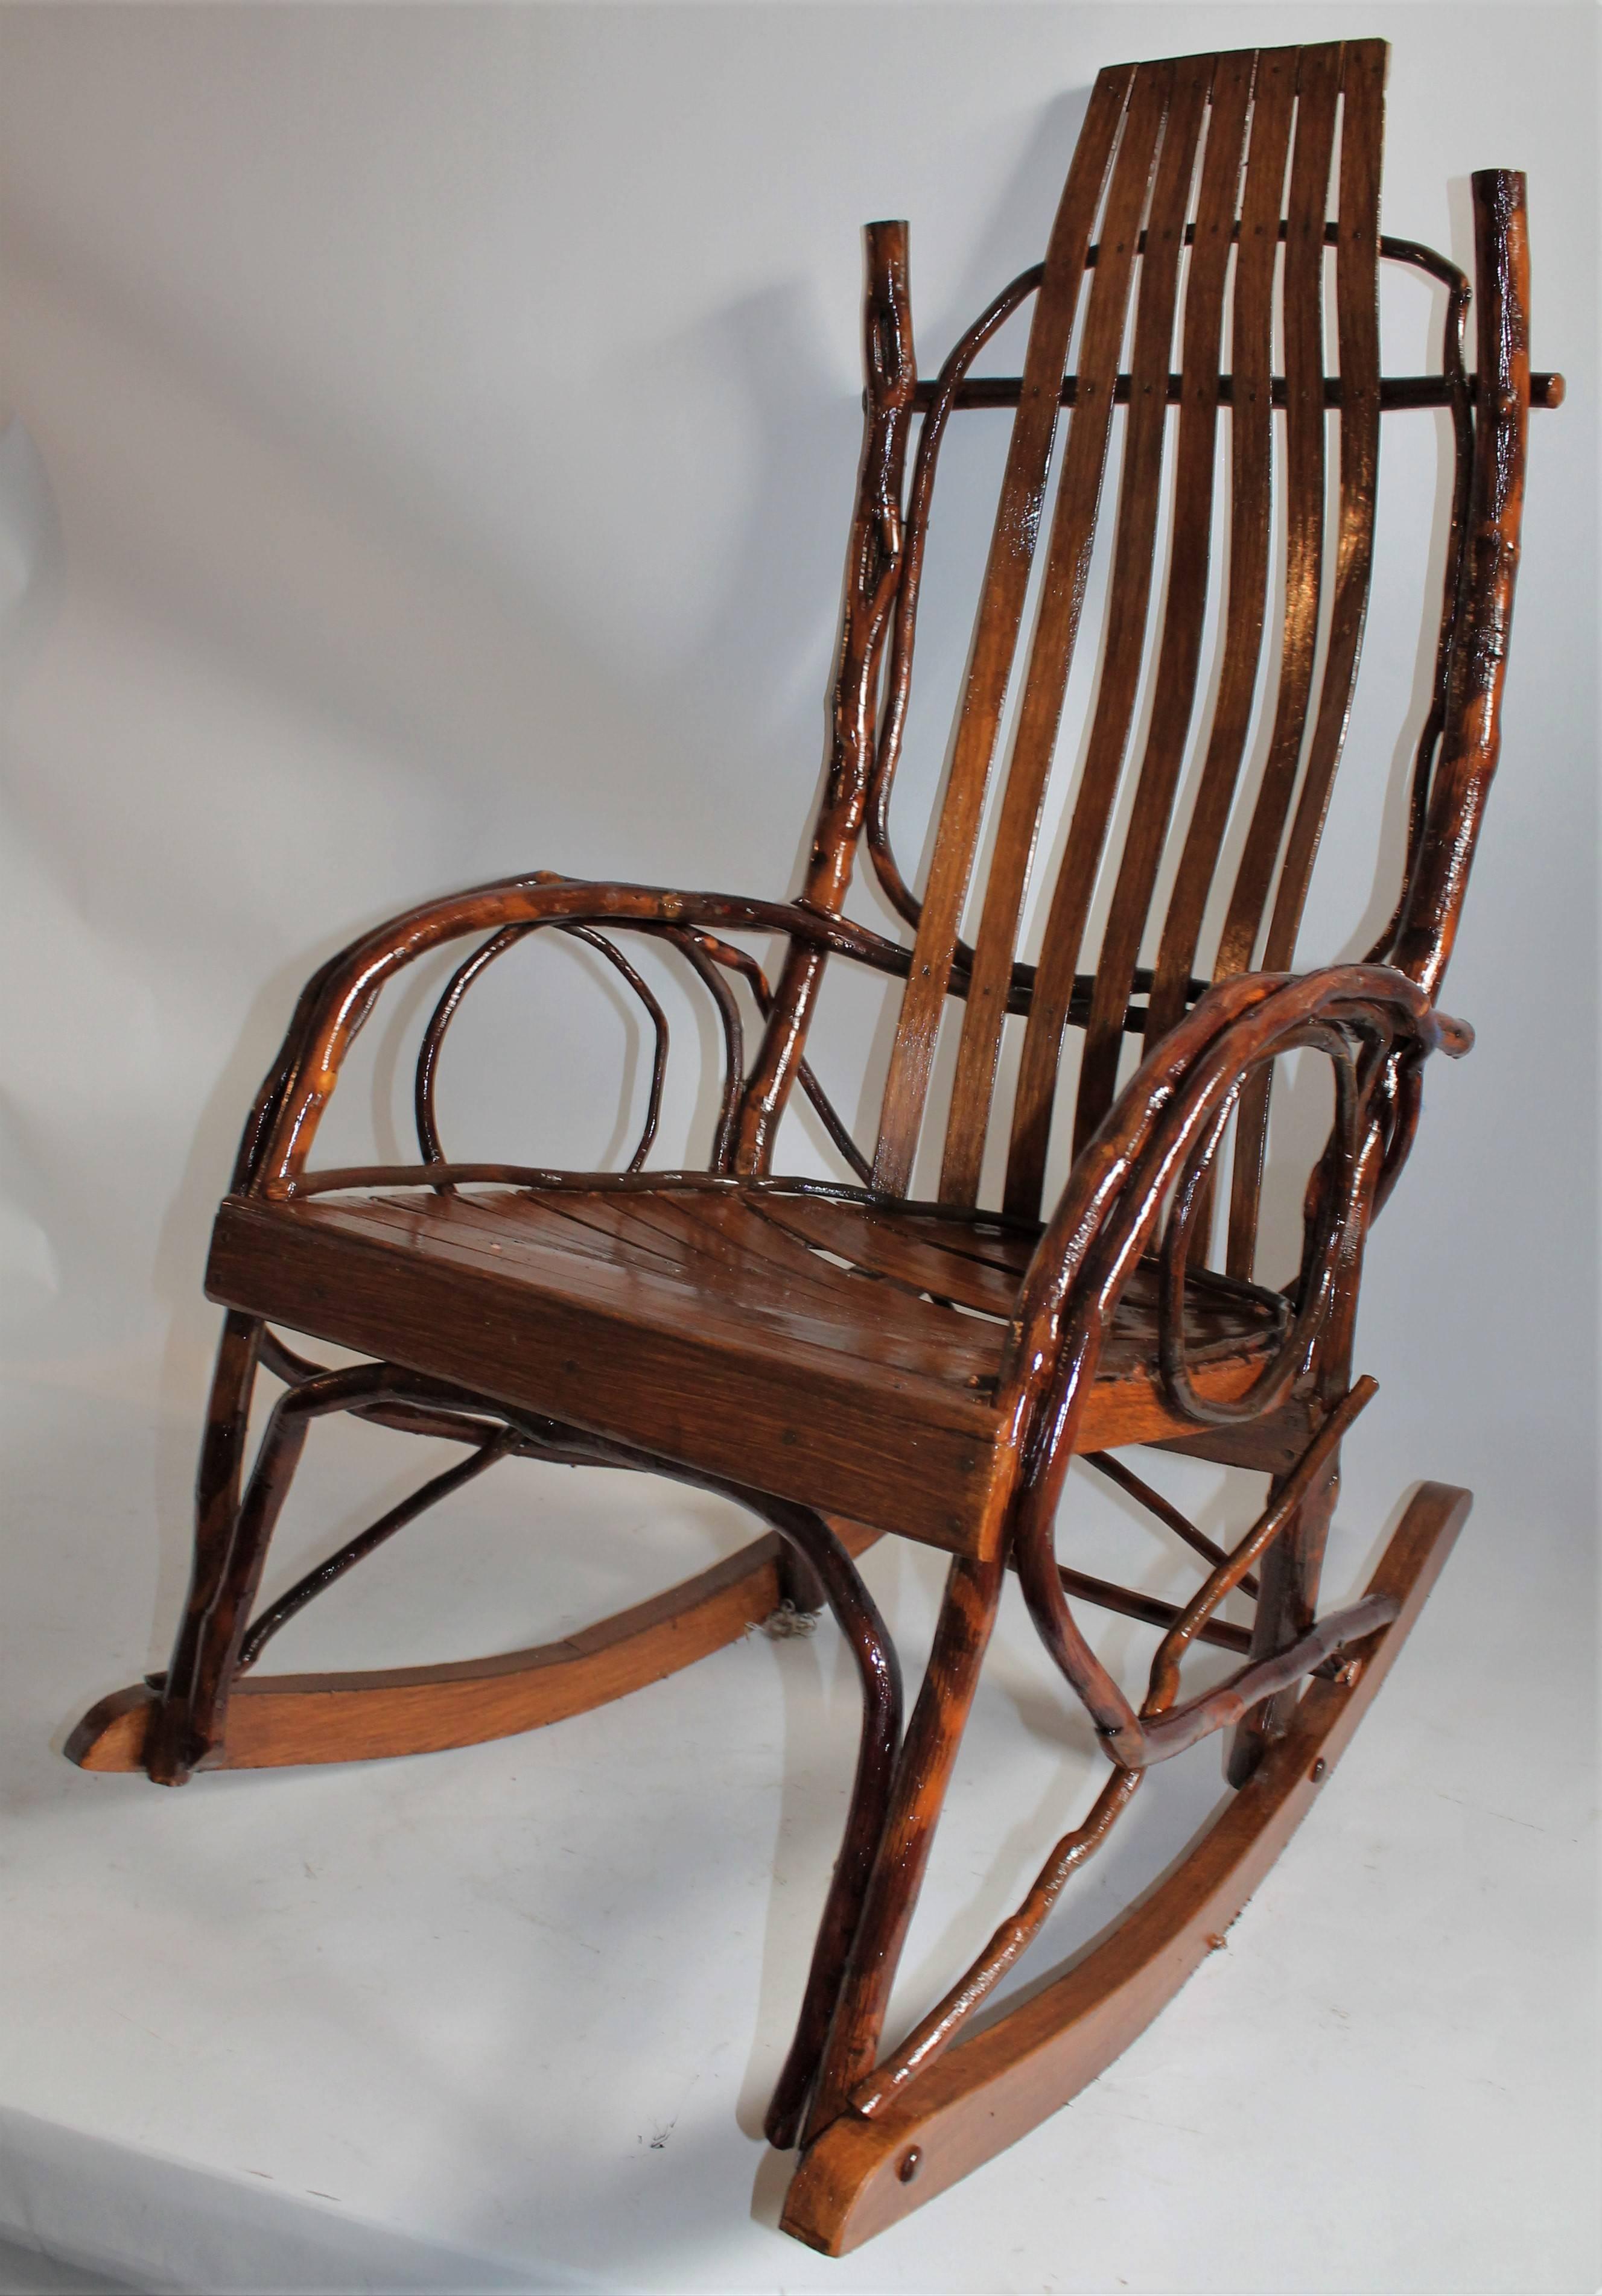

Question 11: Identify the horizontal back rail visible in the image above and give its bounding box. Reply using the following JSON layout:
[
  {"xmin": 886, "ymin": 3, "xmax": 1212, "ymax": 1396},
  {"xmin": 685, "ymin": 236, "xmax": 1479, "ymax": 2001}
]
[{"xmin": 908, "ymin": 371, "xmax": 1563, "ymax": 414}]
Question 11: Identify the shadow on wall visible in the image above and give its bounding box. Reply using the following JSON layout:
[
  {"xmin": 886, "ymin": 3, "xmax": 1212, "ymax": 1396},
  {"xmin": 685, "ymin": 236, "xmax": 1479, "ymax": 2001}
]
[{"xmin": 0, "ymin": 416, "xmax": 68, "ymax": 1334}]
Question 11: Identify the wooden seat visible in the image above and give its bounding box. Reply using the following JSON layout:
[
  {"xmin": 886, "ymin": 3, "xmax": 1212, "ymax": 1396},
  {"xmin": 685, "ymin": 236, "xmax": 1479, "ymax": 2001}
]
[
  {"xmin": 69, "ymin": 39, "xmax": 1559, "ymax": 2256},
  {"xmin": 206, "ymin": 1183, "xmax": 1288, "ymax": 1552}
]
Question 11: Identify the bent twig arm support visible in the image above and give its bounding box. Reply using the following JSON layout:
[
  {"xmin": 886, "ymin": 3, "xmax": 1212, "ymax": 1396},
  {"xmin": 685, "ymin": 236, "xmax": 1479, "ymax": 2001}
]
[
  {"xmin": 231, "ymin": 880, "xmax": 927, "ymax": 1196},
  {"xmin": 1000, "ymin": 963, "xmax": 1470, "ymax": 1768}
]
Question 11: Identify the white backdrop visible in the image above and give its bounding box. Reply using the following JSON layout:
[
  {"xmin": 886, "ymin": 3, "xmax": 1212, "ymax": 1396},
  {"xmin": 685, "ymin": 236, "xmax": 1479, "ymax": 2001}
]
[{"xmin": 1, "ymin": 8, "xmax": 1595, "ymax": 2292}]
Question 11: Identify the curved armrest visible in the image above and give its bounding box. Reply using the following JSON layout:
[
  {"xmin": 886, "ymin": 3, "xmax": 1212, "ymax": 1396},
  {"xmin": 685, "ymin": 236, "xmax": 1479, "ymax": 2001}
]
[
  {"xmin": 234, "ymin": 873, "xmax": 912, "ymax": 1195},
  {"xmin": 994, "ymin": 962, "xmax": 1470, "ymax": 1767},
  {"xmin": 1002, "ymin": 962, "xmax": 1471, "ymax": 1420}
]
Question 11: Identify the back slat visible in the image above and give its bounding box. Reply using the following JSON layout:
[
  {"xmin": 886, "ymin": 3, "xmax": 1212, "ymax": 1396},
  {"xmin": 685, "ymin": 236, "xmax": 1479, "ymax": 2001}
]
[
  {"xmin": 1003, "ymin": 59, "xmax": 1212, "ymax": 1219},
  {"xmin": 1211, "ymin": 44, "xmax": 1344, "ymax": 986},
  {"xmin": 1143, "ymin": 49, "xmax": 1299, "ymax": 1052},
  {"xmin": 1267, "ymin": 40, "xmax": 1386, "ymax": 971},
  {"xmin": 850, "ymin": 40, "xmax": 1407, "ymax": 1260},
  {"xmin": 1069, "ymin": 49, "xmax": 1257, "ymax": 1157},
  {"xmin": 937, "ymin": 60, "xmax": 1193, "ymax": 1208},
  {"xmin": 1227, "ymin": 39, "xmax": 1386, "ymax": 1271},
  {"xmin": 869, "ymin": 62, "xmax": 1137, "ymax": 1197}
]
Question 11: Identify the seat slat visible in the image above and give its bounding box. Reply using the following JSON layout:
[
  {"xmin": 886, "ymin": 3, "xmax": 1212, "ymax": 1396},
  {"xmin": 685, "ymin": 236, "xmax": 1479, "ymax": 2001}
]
[
  {"xmin": 870, "ymin": 61, "xmax": 1140, "ymax": 1198},
  {"xmin": 754, "ymin": 1196, "xmax": 1023, "ymax": 1319},
  {"xmin": 556, "ymin": 1188, "xmax": 863, "ymax": 1308},
  {"xmin": 1070, "ymin": 49, "xmax": 1257, "ymax": 1155},
  {"xmin": 671, "ymin": 1191, "xmax": 956, "ymax": 1311},
  {"xmin": 1005, "ymin": 58, "xmax": 1212, "ymax": 1218}
]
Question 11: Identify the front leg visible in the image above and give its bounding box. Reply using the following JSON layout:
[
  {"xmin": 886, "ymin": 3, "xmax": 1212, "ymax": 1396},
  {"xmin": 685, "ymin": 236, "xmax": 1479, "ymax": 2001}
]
[
  {"xmin": 799, "ymin": 1549, "xmax": 1008, "ymax": 2141},
  {"xmin": 147, "ymin": 1311, "xmax": 262, "ymax": 1785},
  {"xmin": 1226, "ymin": 1449, "xmax": 1338, "ymax": 1786}
]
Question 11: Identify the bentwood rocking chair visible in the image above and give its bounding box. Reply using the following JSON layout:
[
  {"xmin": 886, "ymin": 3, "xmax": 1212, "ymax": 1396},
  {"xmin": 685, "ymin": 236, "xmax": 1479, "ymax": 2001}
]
[{"xmin": 70, "ymin": 41, "xmax": 1560, "ymax": 2253}]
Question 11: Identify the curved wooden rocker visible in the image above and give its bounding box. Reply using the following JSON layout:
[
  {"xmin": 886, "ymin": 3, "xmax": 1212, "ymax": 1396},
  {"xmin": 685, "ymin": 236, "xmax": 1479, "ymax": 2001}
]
[
  {"xmin": 66, "ymin": 1517, "xmax": 884, "ymax": 1775},
  {"xmin": 70, "ymin": 43, "xmax": 1556, "ymax": 2250}
]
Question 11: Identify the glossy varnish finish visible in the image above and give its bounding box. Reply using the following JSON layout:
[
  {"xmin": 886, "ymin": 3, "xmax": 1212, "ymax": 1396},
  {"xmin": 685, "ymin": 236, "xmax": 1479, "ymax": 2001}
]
[{"xmin": 68, "ymin": 41, "xmax": 1555, "ymax": 2251}]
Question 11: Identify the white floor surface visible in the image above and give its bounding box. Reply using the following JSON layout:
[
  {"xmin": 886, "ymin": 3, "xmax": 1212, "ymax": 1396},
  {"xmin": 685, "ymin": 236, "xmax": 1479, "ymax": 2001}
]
[{"xmin": 2, "ymin": 1367, "xmax": 1595, "ymax": 2294}]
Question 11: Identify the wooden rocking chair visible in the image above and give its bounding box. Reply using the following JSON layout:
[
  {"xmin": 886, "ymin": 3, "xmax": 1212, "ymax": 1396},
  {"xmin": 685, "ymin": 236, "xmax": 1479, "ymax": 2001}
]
[{"xmin": 70, "ymin": 42, "xmax": 1561, "ymax": 2253}]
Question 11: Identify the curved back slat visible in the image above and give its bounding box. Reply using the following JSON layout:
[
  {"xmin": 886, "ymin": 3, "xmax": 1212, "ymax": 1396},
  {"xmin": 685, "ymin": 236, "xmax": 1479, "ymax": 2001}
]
[
  {"xmin": 860, "ymin": 37, "xmax": 1407, "ymax": 1247},
  {"xmin": 991, "ymin": 54, "xmax": 1215, "ymax": 1218},
  {"xmin": 1224, "ymin": 39, "xmax": 1386, "ymax": 1267},
  {"xmin": 868, "ymin": 59, "xmax": 1139, "ymax": 1197},
  {"xmin": 1142, "ymin": 54, "xmax": 1298, "ymax": 1053},
  {"xmin": 1064, "ymin": 47, "xmax": 1258, "ymax": 1166},
  {"xmin": 933, "ymin": 61, "xmax": 1189, "ymax": 1209}
]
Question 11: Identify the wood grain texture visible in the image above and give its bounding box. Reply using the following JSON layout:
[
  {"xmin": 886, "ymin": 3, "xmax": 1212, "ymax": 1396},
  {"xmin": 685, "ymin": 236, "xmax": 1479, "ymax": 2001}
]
[
  {"xmin": 203, "ymin": 1186, "xmax": 1289, "ymax": 1558},
  {"xmin": 68, "ymin": 1527, "xmax": 881, "ymax": 1772},
  {"xmin": 1071, "ymin": 49, "xmax": 1255, "ymax": 1152},
  {"xmin": 938, "ymin": 62, "xmax": 1189, "ymax": 1207},
  {"xmin": 1005, "ymin": 59, "xmax": 1209, "ymax": 1218},
  {"xmin": 1144, "ymin": 50, "xmax": 1298, "ymax": 1053},
  {"xmin": 871, "ymin": 63, "xmax": 1136, "ymax": 1196},
  {"xmin": 1229, "ymin": 40, "xmax": 1388, "ymax": 1270}
]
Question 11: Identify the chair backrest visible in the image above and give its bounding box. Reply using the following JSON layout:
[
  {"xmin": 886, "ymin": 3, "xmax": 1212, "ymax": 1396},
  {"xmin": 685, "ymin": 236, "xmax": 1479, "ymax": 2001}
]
[
  {"xmin": 734, "ymin": 39, "xmax": 1535, "ymax": 1266},
  {"xmin": 872, "ymin": 45, "xmax": 1394, "ymax": 1219}
]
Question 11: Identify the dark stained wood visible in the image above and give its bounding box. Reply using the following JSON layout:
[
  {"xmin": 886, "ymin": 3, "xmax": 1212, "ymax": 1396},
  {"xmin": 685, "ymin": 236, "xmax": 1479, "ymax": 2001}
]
[
  {"xmin": 207, "ymin": 1191, "xmax": 1007, "ymax": 1556},
  {"xmin": 805, "ymin": 1549, "xmax": 1009, "ymax": 2136},
  {"xmin": 1390, "ymin": 169, "xmax": 1534, "ymax": 994},
  {"xmin": 69, "ymin": 43, "xmax": 1553, "ymax": 2252},
  {"xmin": 1211, "ymin": 45, "xmax": 1345, "ymax": 994},
  {"xmin": 1229, "ymin": 40, "xmax": 1388, "ymax": 1269},
  {"xmin": 735, "ymin": 221, "xmax": 917, "ymax": 1172},
  {"xmin": 906, "ymin": 367, "xmax": 1564, "ymax": 414}
]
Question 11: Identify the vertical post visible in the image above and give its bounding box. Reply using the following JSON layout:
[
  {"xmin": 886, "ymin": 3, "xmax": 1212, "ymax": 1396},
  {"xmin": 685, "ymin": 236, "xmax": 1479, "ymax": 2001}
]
[
  {"xmin": 734, "ymin": 223, "xmax": 917, "ymax": 1172},
  {"xmin": 801, "ymin": 1550, "xmax": 1006, "ymax": 2140},
  {"xmin": 1390, "ymin": 169, "xmax": 1531, "ymax": 997},
  {"xmin": 1227, "ymin": 1102, "xmax": 1382, "ymax": 1786},
  {"xmin": 148, "ymin": 1311, "xmax": 262, "ymax": 1784}
]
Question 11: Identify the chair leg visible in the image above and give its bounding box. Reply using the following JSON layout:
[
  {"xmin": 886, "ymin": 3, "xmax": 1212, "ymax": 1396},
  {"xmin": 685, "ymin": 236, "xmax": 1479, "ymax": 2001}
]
[
  {"xmin": 799, "ymin": 1550, "xmax": 1008, "ymax": 2142},
  {"xmin": 1225, "ymin": 1450, "xmax": 1338, "ymax": 1787},
  {"xmin": 780, "ymin": 1483, "xmax": 1471, "ymax": 2254},
  {"xmin": 147, "ymin": 1312, "xmax": 263, "ymax": 1785},
  {"xmin": 758, "ymin": 1504, "xmax": 903, "ymax": 2150}
]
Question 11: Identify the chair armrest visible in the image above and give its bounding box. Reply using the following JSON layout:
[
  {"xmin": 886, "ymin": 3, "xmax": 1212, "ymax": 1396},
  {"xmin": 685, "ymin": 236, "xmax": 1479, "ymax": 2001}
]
[
  {"xmin": 232, "ymin": 874, "xmax": 909, "ymax": 1195},
  {"xmin": 1001, "ymin": 962, "xmax": 1471, "ymax": 1429},
  {"xmin": 991, "ymin": 962, "xmax": 1469, "ymax": 1765}
]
